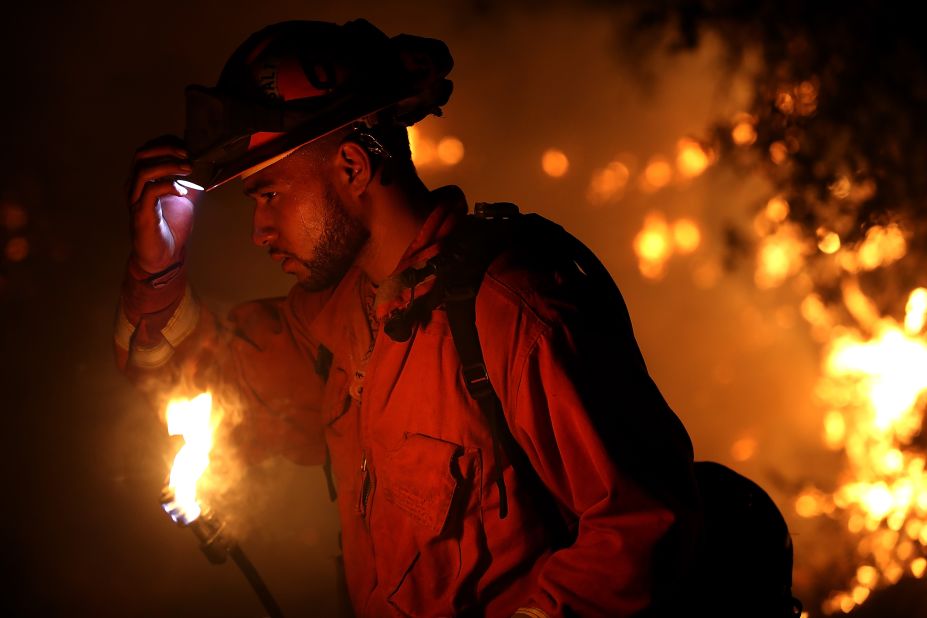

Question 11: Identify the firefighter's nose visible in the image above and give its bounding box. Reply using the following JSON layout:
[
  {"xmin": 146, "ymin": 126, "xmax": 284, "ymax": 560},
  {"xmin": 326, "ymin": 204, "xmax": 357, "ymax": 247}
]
[{"xmin": 251, "ymin": 210, "xmax": 278, "ymax": 247}]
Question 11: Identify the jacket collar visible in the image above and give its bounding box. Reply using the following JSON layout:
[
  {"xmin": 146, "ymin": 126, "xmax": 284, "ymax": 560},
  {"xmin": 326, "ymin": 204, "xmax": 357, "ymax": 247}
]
[{"xmin": 306, "ymin": 185, "xmax": 468, "ymax": 364}]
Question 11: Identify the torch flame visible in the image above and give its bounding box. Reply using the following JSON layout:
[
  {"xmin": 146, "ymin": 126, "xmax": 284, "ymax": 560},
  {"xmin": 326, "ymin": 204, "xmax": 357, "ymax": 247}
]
[{"xmin": 163, "ymin": 392, "xmax": 215, "ymax": 524}]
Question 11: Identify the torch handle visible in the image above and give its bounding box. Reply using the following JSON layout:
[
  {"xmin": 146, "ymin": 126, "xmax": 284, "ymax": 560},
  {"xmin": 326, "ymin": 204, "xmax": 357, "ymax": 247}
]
[{"xmin": 228, "ymin": 544, "xmax": 286, "ymax": 618}]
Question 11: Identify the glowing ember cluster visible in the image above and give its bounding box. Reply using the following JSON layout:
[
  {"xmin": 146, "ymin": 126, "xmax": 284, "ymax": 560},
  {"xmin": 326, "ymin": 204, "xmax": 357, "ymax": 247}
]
[
  {"xmin": 408, "ymin": 126, "xmax": 465, "ymax": 168},
  {"xmin": 793, "ymin": 288, "xmax": 927, "ymax": 613},
  {"xmin": 743, "ymin": 181, "xmax": 927, "ymax": 611},
  {"xmin": 161, "ymin": 392, "xmax": 217, "ymax": 525},
  {"xmin": 628, "ymin": 120, "xmax": 927, "ymax": 613},
  {"xmin": 609, "ymin": 137, "xmax": 714, "ymax": 279},
  {"xmin": 633, "ymin": 213, "xmax": 701, "ymax": 280}
]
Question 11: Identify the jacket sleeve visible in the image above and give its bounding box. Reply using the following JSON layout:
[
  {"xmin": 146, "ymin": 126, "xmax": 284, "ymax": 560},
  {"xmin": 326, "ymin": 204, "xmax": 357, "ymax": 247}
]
[
  {"xmin": 114, "ymin": 258, "xmax": 329, "ymax": 466},
  {"xmin": 483, "ymin": 261, "xmax": 700, "ymax": 617}
]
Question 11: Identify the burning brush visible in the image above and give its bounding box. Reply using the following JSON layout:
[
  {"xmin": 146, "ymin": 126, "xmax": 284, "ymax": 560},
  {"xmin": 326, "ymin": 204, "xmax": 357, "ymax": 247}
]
[{"xmin": 159, "ymin": 393, "xmax": 284, "ymax": 618}]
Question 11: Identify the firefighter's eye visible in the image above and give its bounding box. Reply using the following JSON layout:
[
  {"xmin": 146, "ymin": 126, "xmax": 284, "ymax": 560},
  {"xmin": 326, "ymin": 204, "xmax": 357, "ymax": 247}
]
[{"xmin": 261, "ymin": 191, "xmax": 278, "ymax": 201}]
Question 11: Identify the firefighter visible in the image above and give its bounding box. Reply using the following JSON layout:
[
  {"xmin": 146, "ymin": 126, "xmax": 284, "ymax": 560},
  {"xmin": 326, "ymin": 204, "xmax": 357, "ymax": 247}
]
[{"xmin": 117, "ymin": 20, "xmax": 700, "ymax": 617}]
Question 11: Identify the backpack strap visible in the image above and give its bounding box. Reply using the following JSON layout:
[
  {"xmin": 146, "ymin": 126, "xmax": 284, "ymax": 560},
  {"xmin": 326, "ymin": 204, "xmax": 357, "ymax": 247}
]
[
  {"xmin": 440, "ymin": 204, "xmax": 519, "ymax": 518},
  {"xmin": 445, "ymin": 276, "xmax": 513, "ymax": 518},
  {"xmin": 438, "ymin": 204, "xmax": 567, "ymax": 532}
]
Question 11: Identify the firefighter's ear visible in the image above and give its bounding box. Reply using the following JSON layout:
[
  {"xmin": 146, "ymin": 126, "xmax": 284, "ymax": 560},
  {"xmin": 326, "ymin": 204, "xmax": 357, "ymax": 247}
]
[{"xmin": 336, "ymin": 141, "xmax": 372, "ymax": 197}]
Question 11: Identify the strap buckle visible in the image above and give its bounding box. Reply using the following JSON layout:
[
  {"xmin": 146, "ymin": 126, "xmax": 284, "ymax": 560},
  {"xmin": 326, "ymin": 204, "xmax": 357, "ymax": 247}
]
[{"xmin": 461, "ymin": 362, "xmax": 494, "ymax": 398}]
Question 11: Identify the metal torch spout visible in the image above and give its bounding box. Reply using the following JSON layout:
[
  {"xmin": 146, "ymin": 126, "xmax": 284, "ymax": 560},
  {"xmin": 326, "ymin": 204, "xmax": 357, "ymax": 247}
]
[{"xmin": 160, "ymin": 488, "xmax": 285, "ymax": 618}]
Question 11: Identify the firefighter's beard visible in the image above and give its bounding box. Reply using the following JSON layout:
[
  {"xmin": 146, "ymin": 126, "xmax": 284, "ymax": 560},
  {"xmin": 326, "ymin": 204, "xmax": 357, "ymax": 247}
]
[{"xmin": 291, "ymin": 182, "xmax": 369, "ymax": 292}]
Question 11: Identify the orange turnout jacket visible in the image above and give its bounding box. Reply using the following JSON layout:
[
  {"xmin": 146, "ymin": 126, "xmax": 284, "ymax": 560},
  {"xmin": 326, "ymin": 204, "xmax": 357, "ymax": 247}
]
[{"xmin": 115, "ymin": 186, "xmax": 699, "ymax": 617}]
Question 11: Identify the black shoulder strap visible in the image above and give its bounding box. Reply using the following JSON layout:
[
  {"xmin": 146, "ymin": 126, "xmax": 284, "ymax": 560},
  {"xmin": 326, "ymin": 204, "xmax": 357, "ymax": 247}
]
[
  {"xmin": 441, "ymin": 206, "xmax": 517, "ymax": 518},
  {"xmin": 440, "ymin": 205, "xmax": 566, "ymax": 532},
  {"xmin": 445, "ymin": 285, "xmax": 512, "ymax": 517}
]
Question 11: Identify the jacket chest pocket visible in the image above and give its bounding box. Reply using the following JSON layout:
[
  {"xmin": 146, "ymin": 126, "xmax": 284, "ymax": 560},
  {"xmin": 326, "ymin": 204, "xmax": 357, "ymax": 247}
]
[{"xmin": 371, "ymin": 433, "xmax": 481, "ymax": 616}]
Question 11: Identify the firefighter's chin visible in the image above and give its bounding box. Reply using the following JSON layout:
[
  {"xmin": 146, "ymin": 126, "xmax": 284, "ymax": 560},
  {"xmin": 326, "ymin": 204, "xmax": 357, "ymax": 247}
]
[
  {"xmin": 281, "ymin": 257, "xmax": 310, "ymax": 280},
  {"xmin": 281, "ymin": 257, "xmax": 298, "ymax": 273}
]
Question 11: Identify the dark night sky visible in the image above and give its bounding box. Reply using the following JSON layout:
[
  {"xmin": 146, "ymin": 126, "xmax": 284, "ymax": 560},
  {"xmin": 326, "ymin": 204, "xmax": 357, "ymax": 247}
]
[{"xmin": 4, "ymin": 1, "xmax": 921, "ymax": 616}]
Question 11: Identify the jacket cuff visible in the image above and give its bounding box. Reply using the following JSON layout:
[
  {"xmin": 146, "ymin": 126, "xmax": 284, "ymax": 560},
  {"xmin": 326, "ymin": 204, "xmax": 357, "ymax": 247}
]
[
  {"xmin": 114, "ymin": 267, "xmax": 200, "ymax": 369},
  {"xmin": 121, "ymin": 255, "xmax": 188, "ymax": 324}
]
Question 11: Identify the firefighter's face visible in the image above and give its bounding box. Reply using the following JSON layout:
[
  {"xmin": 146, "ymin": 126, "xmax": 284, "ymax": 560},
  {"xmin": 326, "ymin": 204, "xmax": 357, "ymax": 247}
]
[{"xmin": 243, "ymin": 147, "xmax": 368, "ymax": 291}]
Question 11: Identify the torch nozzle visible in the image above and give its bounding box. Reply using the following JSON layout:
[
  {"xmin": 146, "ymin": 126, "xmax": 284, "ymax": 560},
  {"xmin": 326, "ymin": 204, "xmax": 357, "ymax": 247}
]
[
  {"xmin": 189, "ymin": 511, "xmax": 233, "ymax": 565},
  {"xmin": 159, "ymin": 487, "xmax": 285, "ymax": 617}
]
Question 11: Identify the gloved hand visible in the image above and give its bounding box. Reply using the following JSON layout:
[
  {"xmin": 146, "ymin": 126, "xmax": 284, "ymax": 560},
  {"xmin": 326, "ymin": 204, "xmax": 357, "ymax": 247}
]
[{"xmin": 126, "ymin": 135, "xmax": 200, "ymax": 274}]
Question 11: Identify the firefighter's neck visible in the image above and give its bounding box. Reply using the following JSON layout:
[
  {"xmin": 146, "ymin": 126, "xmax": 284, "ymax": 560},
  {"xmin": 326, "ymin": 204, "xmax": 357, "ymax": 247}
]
[{"xmin": 355, "ymin": 173, "xmax": 432, "ymax": 285}]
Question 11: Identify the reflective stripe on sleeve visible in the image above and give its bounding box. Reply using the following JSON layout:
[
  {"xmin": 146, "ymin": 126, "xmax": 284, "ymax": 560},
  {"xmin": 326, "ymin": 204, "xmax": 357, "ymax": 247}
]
[
  {"xmin": 513, "ymin": 608, "xmax": 550, "ymax": 618},
  {"xmin": 114, "ymin": 286, "xmax": 200, "ymax": 368},
  {"xmin": 130, "ymin": 339, "xmax": 175, "ymax": 369},
  {"xmin": 161, "ymin": 286, "xmax": 199, "ymax": 347}
]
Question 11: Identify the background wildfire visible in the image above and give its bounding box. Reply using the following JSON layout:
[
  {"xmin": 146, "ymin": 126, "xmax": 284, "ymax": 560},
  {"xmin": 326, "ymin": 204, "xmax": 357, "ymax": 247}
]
[{"xmin": 2, "ymin": 1, "xmax": 925, "ymax": 616}]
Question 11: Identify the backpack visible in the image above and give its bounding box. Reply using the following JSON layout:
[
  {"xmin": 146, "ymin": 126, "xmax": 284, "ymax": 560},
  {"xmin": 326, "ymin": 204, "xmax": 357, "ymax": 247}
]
[{"xmin": 382, "ymin": 202, "xmax": 802, "ymax": 616}]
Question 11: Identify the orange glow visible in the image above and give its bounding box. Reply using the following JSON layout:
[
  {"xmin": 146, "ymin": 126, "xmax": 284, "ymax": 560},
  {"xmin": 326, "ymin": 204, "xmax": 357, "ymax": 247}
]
[
  {"xmin": 410, "ymin": 127, "xmax": 465, "ymax": 168},
  {"xmin": 765, "ymin": 196, "xmax": 790, "ymax": 222},
  {"xmin": 776, "ymin": 90, "xmax": 795, "ymax": 115},
  {"xmin": 672, "ymin": 218, "xmax": 701, "ymax": 254},
  {"xmin": 824, "ymin": 411, "xmax": 846, "ymax": 450},
  {"xmin": 830, "ymin": 175, "xmax": 851, "ymax": 199},
  {"xmin": 796, "ymin": 80, "xmax": 819, "ymax": 116},
  {"xmin": 0, "ymin": 202, "xmax": 27, "ymax": 231},
  {"xmin": 904, "ymin": 288, "xmax": 927, "ymax": 335},
  {"xmin": 769, "ymin": 141, "xmax": 789, "ymax": 164},
  {"xmin": 857, "ymin": 224, "xmax": 907, "ymax": 271},
  {"xmin": 633, "ymin": 212, "xmax": 672, "ymax": 279},
  {"xmin": 541, "ymin": 148, "xmax": 569, "ymax": 177},
  {"xmin": 731, "ymin": 115, "xmax": 757, "ymax": 146},
  {"xmin": 586, "ymin": 161, "xmax": 629, "ymax": 205},
  {"xmin": 730, "ymin": 436, "xmax": 757, "ymax": 462},
  {"xmin": 795, "ymin": 493, "xmax": 820, "ymax": 518},
  {"xmin": 755, "ymin": 224, "xmax": 806, "ymax": 289},
  {"xmin": 812, "ymin": 286, "xmax": 927, "ymax": 610},
  {"xmin": 692, "ymin": 261, "xmax": 721, "ymax": 289},
  {"xmin": 408, "ymin": 126, "xmax": 435, "ymax": 167},
  {"xmin": 856, "ymin": 565, "xmax": 879, "ymax": 587},
  {"xmin": 642, "ymin": 157, "xmax": 672, "ymax": 190},
  {"xmin": 675, "ymin": 138, "xmax": 711, "ymax": 178},
  {"xmin": 912, "ymin": 557, "xmax": 927, "ymax": 578},
  {"xmin": 436, "ymin": 136, "xmax": 465, "ymax": 166},
  {"xmin": 4, "ymin": 237, "xmax": 29, "ymax": 262},
  {"xmin": 817, "ymin": 229, "xmax": 841, "ymax": 254},
  {"xmin": 800, "ymin": 294, "xmax": 829, "ymax": 327},
  {"xmin": 163, "ymin": 393, "xmax": 216, "ymax": 524}
]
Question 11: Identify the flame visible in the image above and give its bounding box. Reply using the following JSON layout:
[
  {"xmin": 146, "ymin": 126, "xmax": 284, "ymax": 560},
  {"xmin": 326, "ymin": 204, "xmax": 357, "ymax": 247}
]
[
  {"xmin": 721, "ymin": 188, "xmax": 927, "ymax": 612},
  {"xmin": 163, "ymin": 392, "xmax": 215, "ymax": 524},
  {"xmin": 795, "ymin": 288, "xmax": 927, "ymax": 613}
]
